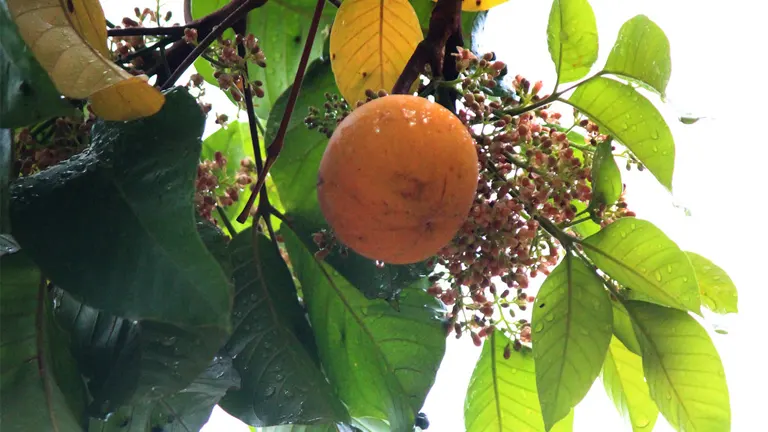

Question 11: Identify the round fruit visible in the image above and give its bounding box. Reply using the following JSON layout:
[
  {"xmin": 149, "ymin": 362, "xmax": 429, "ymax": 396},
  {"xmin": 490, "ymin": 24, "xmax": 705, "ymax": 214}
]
[{"xmin": 317, "ymin": 94, "xmax": 479, "ymax": 265}]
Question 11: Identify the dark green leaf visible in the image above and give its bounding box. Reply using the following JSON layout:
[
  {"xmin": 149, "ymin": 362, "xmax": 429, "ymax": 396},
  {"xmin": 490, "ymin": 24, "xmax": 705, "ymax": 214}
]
[
  {"xmin": 685, "ymin": 252, "xmax": 738, "ymax": 314},
  {"xmin": 532, "ymin": 254, "xmax": 612, "ymax": 430},
  {"xmin": 625, "ymin": 301, "xmax": 730, "ymax": 431},
  {"xmin": 603, "ymin": 15, "xmax": 671, "ymax": 97},
  {"xmin": 610, "ymin": 298, "xmax": 641, "ymax": 356},
  {"xmin": 465, "ymin": 333, "xmax": 574, "ymax": 432},
  {"xmin": 1, "ymin": 129, "xmax": 11, "ymax": 233},
  {"xmin": 547, "ymin": 0, "xmax": 598, "ymax": 83},
  {"xmin": 281, "ymin": 227, "xmax": 446, "ymax": 432},
  {"xmin": 267, "ymin": 59, "xmax": 432, "ymax": 301},
  {"xmin": 0, "ymin": 3, "xmax": 74, "ymax": 128},
  {"xmin": 601, "ymin": 336, "xmax": 658, "ymax": 431},
  {"xmin": 568, "ymin": 77, "xmax": 675, "ymax": 189},
  {"xmin": 582, "ymin": 218, "xmax": 701, "ymax": 313},
  {"xmin": 588, "ymin": 139, "xmax": 622, "ymax": 212},
  {"xmin": 219, "ymin": 228, "xmax": 349, "ymax": 427},
  {"xmin": 0, "ymin": 252, "xmax": 87, "ymax": 431}
]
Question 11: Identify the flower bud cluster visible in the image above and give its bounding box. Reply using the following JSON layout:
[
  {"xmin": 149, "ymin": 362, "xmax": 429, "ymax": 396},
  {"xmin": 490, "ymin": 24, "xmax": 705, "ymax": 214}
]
[{"xmin": 194, "ymin": 153, "xmax": 257, "ymax": 224}]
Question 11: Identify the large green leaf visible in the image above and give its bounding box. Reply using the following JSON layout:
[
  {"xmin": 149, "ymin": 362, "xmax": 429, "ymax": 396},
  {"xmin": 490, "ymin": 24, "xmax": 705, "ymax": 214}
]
[
  {"xmin": 1, "ymin": 129, "xmax": 11, "ymax": 233},
  {"xmin": 603, "ymin": 15, "xmax": 671, "ymax": 97},
  {"xmin": 568, "ymin": 77, "xmax": 674, "ymax": 189},
  {"xmin": 88, "ymin": 354, "xmax": 241, "ymax": 432},
  {"xmin": 267, "ymin": 59, "xmax": 432, "ymax": 301},
  {"xmin": 601, "ymin": 336, "xmax": 658, "ymax": 431},
  {"xmin": 531, "ymin": 254, "xmax": 612, "ymax": 430},
  {"xmin": 625, "ymin": 301, "xmax": 730, "ymax": 431},
  {"xmin": 610, "ymin": 298, "xmax": 641, "ymax": 356},
  {"xmin": 0, "ymin": 252, "xmax": 87, "ymax": 431},
  {"xmin": 685, "ymin": 252, "xmax": 738, "ymax": 314},
  {"xmin": 0, "ymin": 2, "xmax": 73, "ymax": 128},
  {"xmin": 464, "ymin": 333, "xmax": 574, "ymax": 432},
  {"xmin": 9, "ymin": 88, "xmax": 232, "ymax": 333},
  {"xmin": 581, "ymin": 218, "xmax": 700, "ymax": 313},
  {"xmin": 547, "ymin": 0, "xmax": 598, "ymax": 84},
  {"xmin": 281, "ymin": 227, "xmax": 446, "ymax": 432},
  {"xmin": 218, "ymin": 229, "xmax": 349, "ymax": 427},
  {"xmin": 588, "ymin": 139, "xmax": 622, "ymax": 212}
]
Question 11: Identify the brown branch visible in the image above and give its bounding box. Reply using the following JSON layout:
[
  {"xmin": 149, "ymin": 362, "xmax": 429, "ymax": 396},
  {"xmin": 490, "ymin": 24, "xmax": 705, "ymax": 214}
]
[
  {"xmin": 327, "ymin": 0, "xmax": 342, "ymax": 7},
  {"xmin": 391, "ymin": 0, "xmax": 464, "ymax": 94},
  {"xmin": 236, "ymin": 0, "xmax": 327, "ymax": 223},
  {"xmin": 107, "ymin": 26, "xmax": 185, "ymax": 37}
]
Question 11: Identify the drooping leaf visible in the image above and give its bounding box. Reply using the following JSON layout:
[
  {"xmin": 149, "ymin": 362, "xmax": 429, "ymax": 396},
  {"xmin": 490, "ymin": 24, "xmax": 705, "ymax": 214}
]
[
  {"xmin": 0, "ymin": 252, "xmax": 87, "ymax": 431},
  {"xmin": 218, "ymin": 229, "xmax": 349, "ymax": 427},
  {"xmin": 532, "ymin": 254, "xmax": 612, "ymax": 430},
  {"xmin": 0, "ymin": 3, "xmax": 74, "ymax": 128},
  {"xmin": 330, "ymin": 0, "xmax": 423, "ymax": 104},
  {"xmin": 267, "ymin": 59, "xmax": 432, "ymax": 301},
  {"xmin": 588, "ymin": 139, "xmax": 622, "ymax": 212},
  {"xmin": 9, "ymin": 89, "xmax": 232, "ymax": 377},
  {"xmin": 581, "ymin": 218, "xmax": 701, "ymax": 313},
  {"xmin": 546, "ymin": 0, "xmax": 598, "ymax": 83},
  {"xmin": 601, "ymin": 336, "xmax": 658, "ymax": 431},
  {"xmin": 281, "ymin": 227, "xmax": 446, "ymax": 432},
  {"xmin": 685, "ymin": 252, "xmax": 738, "ymax": 314},
  {"xmin": 610, "ymin": 298, "xmax": 641, "ymax": 356},
  {"xmin": 6, "ymin": 0, "xmax": 165, "ymax": 120},
  {"xmin": 1, "ymin": 129, "xmax": 11, "ymax": 233},
  {"xmin": 568, "ymin": 77, "xmax": 675, "ymax": 189},
  {"xmin": 465, "ymin": 333, "xmax": 574, "ymax": 432},
  {"xmin": 603, "ymin": 15, "xmax": 671, "ymax": 97},
  {"xmin": 625, "ymin": 301, "xmax": 731, "ymax": 431}
]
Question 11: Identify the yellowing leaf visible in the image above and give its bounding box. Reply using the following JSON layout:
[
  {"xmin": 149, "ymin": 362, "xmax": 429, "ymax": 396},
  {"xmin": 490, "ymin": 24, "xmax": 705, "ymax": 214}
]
[
  {"xmin": 8, "ymin": 0, "xmax": 164, "ymax": 121},
  {"xmin": 430, "ymin": 0, "xmax": 509, "ymax": 12},
  {"xmin": 330, "ymin": 0, "xmax": 423, "ymax": 104}
]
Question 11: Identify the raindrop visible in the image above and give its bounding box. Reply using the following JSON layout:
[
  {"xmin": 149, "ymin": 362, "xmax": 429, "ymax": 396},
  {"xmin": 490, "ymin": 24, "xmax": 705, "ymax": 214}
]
[
  {"xmin": 275, "ymin": 373, "xmax": 285, "ymax": 381},
  {"xmin": 635, "ymin": 417, "xmax": 650, "ymax": 428},
  {"xmin": 621, "ymin": 123, "xmax": 628, "ymax": 130},
  {"xmin": 667, "ymin": 264, "xmax": 673, "ymax": 273},
  {"xmin": 620, "ymin": 231, "xmax": 627, "ymax": 238},
  {"xmin": 654, "ymin": 271, "xmax": 662, "ymax": 282},
  {"xmin": 545, "ymin": 314, "xmax": 554, "ymax": 322},
  {"xmin": 534, "ymin": 322, "xmax": 544, "ymax": 332},
  {"xmin": 579, "ymin": 328, "xmax": 589, "ymax": 336},
  {"xmin": 652, "ymin": 145, "xmax": 659, "ymax": 152},
  {"xmin": 510, "ymin": 368, "xmax": 517, "ymax": 374},
  {"xmin": 161, "ymin": 336, "xmax": 177, "ymax": 347},
  {"xmin": 250, "ymin": 293, "xmax": 258, "ymax": 301},
  {"xmin": 651, "ymin": 130, "xmax": 660, "ymax": 139},
  {"xmin": 664, "ymin": 390, "xmax": 672, "ymax": 400},
  {"xmin": 283, "ymin": 389, "xmax": 294, "ymax": 398},
  {"xmin": 264, "ymin": 386, "xmax": 276, "ymax": 398}
]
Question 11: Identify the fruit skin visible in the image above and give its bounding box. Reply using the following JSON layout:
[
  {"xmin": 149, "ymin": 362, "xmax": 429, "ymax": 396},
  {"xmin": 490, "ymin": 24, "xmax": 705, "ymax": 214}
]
[{"xmin": 317, "ymin": 95, "xmax": 479, "ymax": 265}]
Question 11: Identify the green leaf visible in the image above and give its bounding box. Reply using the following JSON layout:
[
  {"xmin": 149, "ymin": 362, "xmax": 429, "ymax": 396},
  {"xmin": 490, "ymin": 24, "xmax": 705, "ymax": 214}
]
[
  {"xmin": 685, "ymin": 252, "xmax": 738, "ymax": 314},
  {"xmin": 0, "ymin": 2, "xmax": 74, "ymax": 128},
  {"xmin": 219, "ymin": 228, "xmax": 349, "ymax": 427},
  {"xmin": 0, "ymin": 252, "xmax": 87, "ymax": 431},
  {"xmin": 603, "ymin": 15, "xmax": 671, "ymax": 97},
  {"xmin": 532, "ymin": 254, "xmax": 612, "ymax": 430},
  {"xmin": 602, "ymin": 336, "xmax": 658, "ymax": 431},
  {"xmin": 582, "ymin": 218, "xmax": 700, "ymax": 313},
  {"xmin": 625, "ymin": 301, "xmax": 730, "ymax": 431},
  {"xmin": 464, "ymin": 333, "xmax": 574, "ymax": 432},
  {"xmin": 267, "ymin": 59, "xmax": 432, "ymax": 301},
  {"xmin": 610, "ymin": 299, "xmax": 641, "ymax": 356},
  {"xmin": 546, "ymin": 0, "xmax": 598, "ymax": 83},
  {"xmin": 568, "ymin": 77, "xmax": 675, "ymax": 189},
  {"xmin": 1, "ymin": 129, "xmax": 11, "ymax": 233},
  {"xmin": 588, "ymin": 139, "xmax": 622, "ymax": 212},
  {"xmin": 281, "ymin": 227, "xmax": 446, "ymax": 432}
]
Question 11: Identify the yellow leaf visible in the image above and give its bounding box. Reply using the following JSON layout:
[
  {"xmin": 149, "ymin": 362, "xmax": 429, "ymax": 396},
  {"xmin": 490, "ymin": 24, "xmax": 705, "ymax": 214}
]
[
  {"xmin": 330, "ymin": 0, "xmax": 423, "ymax": 104},
  {"xmin": 8, "ymin": 0, "xmax": 165, "ymax": 121},
  {"xmin": 431, "ymin": 0, "xmax": 510, "ymax": 12}
]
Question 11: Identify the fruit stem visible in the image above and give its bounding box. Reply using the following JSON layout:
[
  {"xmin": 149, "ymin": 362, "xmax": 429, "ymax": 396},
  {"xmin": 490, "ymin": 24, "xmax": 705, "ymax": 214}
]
[{"xmin": 216, "ymin": 206, "xmax": 237, "ymax": 237}]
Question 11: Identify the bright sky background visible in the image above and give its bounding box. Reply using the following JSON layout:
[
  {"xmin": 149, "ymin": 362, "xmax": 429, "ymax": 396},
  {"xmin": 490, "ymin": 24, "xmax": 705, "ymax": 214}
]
[{"xmin": 100, "ymin": 1, "xmax": 768, "ymax": 430}]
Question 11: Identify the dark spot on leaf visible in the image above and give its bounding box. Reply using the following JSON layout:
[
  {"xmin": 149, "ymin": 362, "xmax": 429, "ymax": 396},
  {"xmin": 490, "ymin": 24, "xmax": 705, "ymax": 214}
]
[
  {"xmin": 339, "ymin": 328, "xmax": 346, "ymax": 343},
  {"xmin": 538, "ymin": 302, "xmax": 546, "ymax": 308},
  {"xmin": 18, "ymin": 81, "xmax": 32, "ymax": 96},
  {"xmin": 293, "ymin": 35, "xmax": 301, "ymax": 44},
  {"xmin": 119, "ymin": 418, "xmax": 130, "ymax": 427},
  {"xmin": 67, "ymin": 0, "xmax": 75, "ymax": 12},
  {"xmin": 362, "ymin": 72, "xmax": 367, "ymax": 78},
  {"xmin": 332, "ymin": 53, "xmax": 336, "ymax": 60},
  {"xmin": 475, "ymin": 0, "xmax": 482, "ymax": 5}
]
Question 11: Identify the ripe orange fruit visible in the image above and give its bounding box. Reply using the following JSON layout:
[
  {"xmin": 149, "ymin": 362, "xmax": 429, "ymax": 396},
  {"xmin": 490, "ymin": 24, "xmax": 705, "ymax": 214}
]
[{"xmin": 317, "ymin": 95, "xmax": 479, "ymax": 264}]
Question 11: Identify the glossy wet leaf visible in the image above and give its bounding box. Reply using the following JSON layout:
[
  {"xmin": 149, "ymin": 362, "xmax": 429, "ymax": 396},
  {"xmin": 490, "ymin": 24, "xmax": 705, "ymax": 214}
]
[
  {"xmin": 581, "ymin": 218, "xmax": 701, "ymax": 313},
  {"xmin": 9, "ymin": 88, "xmax": 232, "ymax": 346},
  {"xmin": 6, "ymin": 0, "xmax": 164, "ymax": 120},
  {"xmin": 0, "ymin": 3, "xmax": 73, "ymax": 128},
  {"xmin": 589, "ymin": 139, "xmax": 622, "ymax": 212},
  {"xmin": 0, "ymin": 252, "xmax": 87, "ymax": 431},
  {"xmin": 547, "ymin": 0, "xmax": 598, "ymax": 83},
  {"xmin": 330, "ymin": 0, "xmax": 422, "ymax": 104},
  {"xmin": 685, "ymin": 252, "xmax": 738, "ymax": 315},
  {"xmin": 610, "ymin": 299, "xmax": 641, "ymax": 356},
  {"xmin": 601, "ymin": 336, "xmax": 658, "ymax": 431},
  {"xmin": 281, "ymin": 227, "xmax": 446, "ymax": 432},
  {"xmin": 532, "ymin": 254, "xmax": 612, "ymax": 430},
  {"xmin": 465, "ymin": 333, "xmax": 574, "ymax": 432},
  {"xmin": 568, "ymin": 77, "xmax": 675, "ymax": 189},
  {"xmin": 603, "ymin": 15, "xmax": 671, "ymax": 96},
  {"xmin": 267, "ymin": 59, "xmax": 432, "ymax": 301},
  {"xmin": 625, "ymin": 301, "xmax": 731, "ymax": 431},
  {"xmin": 218, "ymin": 229, "xmax": 349, "ymax": 427}
]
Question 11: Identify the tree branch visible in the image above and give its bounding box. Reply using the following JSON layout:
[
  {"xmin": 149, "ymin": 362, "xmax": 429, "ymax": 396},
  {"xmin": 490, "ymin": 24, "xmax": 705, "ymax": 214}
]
[
  {"xmin": 236, "ymin": 0, "xmax": 327, "ymax": 223},
  {"xmin": 391, "ymin": 0, "xmax": 463, "ymax": 94}
]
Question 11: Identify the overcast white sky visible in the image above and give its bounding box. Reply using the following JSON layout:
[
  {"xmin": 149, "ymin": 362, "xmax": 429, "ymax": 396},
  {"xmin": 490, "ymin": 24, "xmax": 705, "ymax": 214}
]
[{"xmin": 100, "ymin": 1, "xmax": 768, "ymax": 430}]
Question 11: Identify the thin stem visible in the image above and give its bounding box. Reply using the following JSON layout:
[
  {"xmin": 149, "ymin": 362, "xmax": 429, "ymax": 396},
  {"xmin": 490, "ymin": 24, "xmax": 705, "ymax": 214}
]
[
  {"xmin": 200, "ymin": 53, "xmax": 230, "ymax": 69},
  {"xmin": 117, "ymin": 36, "xmax": 177, "ymax": 63},
  {"xmin": 503, "ymin": 71, "xmax": 606, "ymax": 118},
  {"xmin": 559, "ymin": 215, "xmax": 591, "ymax": 229},
  {"xmin": 237, "ymin": 0, "xmax": 327, "ymax": 223},
  {"xmin": 216, "ymin": 206, "xmax": 237, "ymax": 237},
  {"xmin": 106, "ymin": 19, "xmax": 116, "ymax": 28}
]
